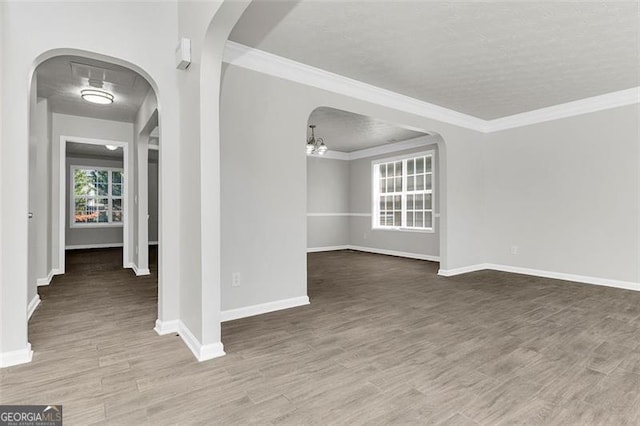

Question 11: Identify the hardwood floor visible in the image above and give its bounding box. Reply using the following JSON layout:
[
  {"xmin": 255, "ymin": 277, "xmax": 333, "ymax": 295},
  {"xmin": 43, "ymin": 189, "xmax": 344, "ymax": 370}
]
[{"xmin": 2, "ymin": 248, "xmax": 640, "ymax": 424}]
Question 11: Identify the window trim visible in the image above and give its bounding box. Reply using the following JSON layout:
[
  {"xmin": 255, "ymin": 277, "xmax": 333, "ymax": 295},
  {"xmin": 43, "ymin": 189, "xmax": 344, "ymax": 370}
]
[
  {"xmin": 70, "ymin": 165, "xmax": 125, "ymax": 228},
  {"xmin": 371, "ymin": 150, "xmax": 436, "ymax": 233}
]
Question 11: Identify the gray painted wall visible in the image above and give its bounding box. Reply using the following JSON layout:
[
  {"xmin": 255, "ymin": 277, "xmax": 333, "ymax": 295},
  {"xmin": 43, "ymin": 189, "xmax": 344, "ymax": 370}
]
[
  {"xmin": 307, "ymin": 157, "xmax": 350, "ymax": 248},
  {"xmin": 306, "ymin": 144, "xmax": 440, "ymax": 258},
  {"xmin": 65, "ymin": 156, "xmax": 124, "ymax": 247},
  {"xmin": 307, "ymin": 216, "xmax": 350, "ymax": 248},
  {"xmin": 62, "ymin": 144, "xmax": 158, "ymax": 258},
  {"xmin": 307, "ymin": 157, "xmax": 350, "ymax": 213},
  {"xmin": 51, "ymin": 113, "xmax": 134, "ymax": 266},
  {"xmin": 349, "ymin": 144, "xmax": 440, "ymax": 257},
  {"xmin": 484, "ymin": 104, "xmax": 639, "ymax": 283},
  {"xmin": 221, "ymin": 63, "xmax": 486, "ymax": 311}
]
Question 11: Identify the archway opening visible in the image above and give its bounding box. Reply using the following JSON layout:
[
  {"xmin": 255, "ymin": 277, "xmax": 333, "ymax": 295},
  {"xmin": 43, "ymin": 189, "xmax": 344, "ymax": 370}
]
[
  {"xmin": 27, "ymin": 53, "xmax": 162, "ymax": 355},
  {"xmin": 305, "ymin": 106, "xmax": 446, "ymax": 305}
]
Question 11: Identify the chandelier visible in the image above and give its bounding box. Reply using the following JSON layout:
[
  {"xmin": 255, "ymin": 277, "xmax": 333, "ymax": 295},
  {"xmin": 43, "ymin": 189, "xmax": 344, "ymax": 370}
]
[{"xmin": 306, "ymin": 124, "xmax": 328, "ymax": 155}]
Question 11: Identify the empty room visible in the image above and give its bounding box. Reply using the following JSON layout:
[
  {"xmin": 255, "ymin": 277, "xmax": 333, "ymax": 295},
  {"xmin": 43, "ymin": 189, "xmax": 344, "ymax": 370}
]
[{"xmin": 1, "ymin": 1, "xmax": 639, "ymax": 424}]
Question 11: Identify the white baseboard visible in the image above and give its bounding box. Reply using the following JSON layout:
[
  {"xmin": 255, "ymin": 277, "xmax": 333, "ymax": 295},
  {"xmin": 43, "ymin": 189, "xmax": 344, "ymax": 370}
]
[
  {"xmin": 154, "ymin": 319, "xmax": 225, "ymax": 361},
  {"xmin": 65, "ymin": 242, "xmax": 124, "ymax": 250},
  {"xmin": 177, "ymin": 321, "xmax": 225, "ymax": 362},
  {"xmin": 154, "ymin": 319, "xmax": 179, "ymax": 335},
  {"xmin": 135, "ymin": 267, "xmax": 151, "ymax": 276},
  {"xmin": 27, "ymin": 295, "xmax": 41, "ymax": 320},
  {"xmin": 36, "ymin": 268, "xmax": 62, "ymax": 286},
  {"xmin": 485, "ymin": 263, "xmax": 640, "ymax": 292},
  {"xmin": 307, "ymin": 245, "xmax": 350, "ymax": 253},
  {"xmin": 0, "ymin": 343, "xmax": 33, "ymax": 368},
  {"xmin": 307, "ymin": 245, "xmax": 440, "ymax": 262},
  {"xmin": 348, "ymin": 245, "xmax": 440, "ymax": 262},
  {"xmin": 438, "ymin": 262, "xmax": 640, "ymax": 292},
  {"xmin": 221, "ymin": 296, "xmax": 310, "ymax": 322},
  {"xmin": 438, "ymin": 263, "xmax": 489, "ymax": 277},
  {"xmin": 126, "ymin": 263, "xmax": 151, "ymax": 276},
  {"xmin": 36, "ymin": 271, "xmax": 53, "ymax": 286}
]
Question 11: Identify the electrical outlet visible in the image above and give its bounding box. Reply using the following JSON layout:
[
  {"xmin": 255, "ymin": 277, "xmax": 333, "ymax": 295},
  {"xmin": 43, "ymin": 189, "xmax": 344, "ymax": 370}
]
[
  {"xmin": 510, "ymin": 245, "xmax": 518, "ymax": 255},
  {"xmin": 363, "ymin": 232, "xmax": 368, "ymax": 240},
  {"xmin": 232, "ymin": 272, "xmax": 241, "ymax": 287}
]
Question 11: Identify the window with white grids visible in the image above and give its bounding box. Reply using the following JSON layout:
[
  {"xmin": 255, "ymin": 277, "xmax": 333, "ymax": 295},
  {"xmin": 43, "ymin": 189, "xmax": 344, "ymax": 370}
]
[
  {"xmin": 372, "ymin": 151, "xmax": 434, "ymax": 231},
  {"xmin": 71, "ymin": 166, "xmax": 124, "ymax": 227}
]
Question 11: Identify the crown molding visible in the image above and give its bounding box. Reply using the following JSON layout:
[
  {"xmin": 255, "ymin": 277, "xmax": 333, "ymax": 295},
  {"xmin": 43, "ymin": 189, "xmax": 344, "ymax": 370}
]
[
  {"xmin": 308, "ymin": 135, "xmax": 436, "ymax": 161},
  {"xmin": 223, "ymin": 41, "xmax": 487, "ymax": 132},
  {"xmin": 486, "ymin": 87, "xmax": 640, "ymax": 132},
  {"xmin": 223, "ymin": 42, "xmax": 640, "ymax": 134},
  {"xmin": 348, "ymin": 135, "xmax": 435, "ymax": 160},
  {"xmin": 307, "ymin": 150, "xmax": 350, "ymax": 161}
]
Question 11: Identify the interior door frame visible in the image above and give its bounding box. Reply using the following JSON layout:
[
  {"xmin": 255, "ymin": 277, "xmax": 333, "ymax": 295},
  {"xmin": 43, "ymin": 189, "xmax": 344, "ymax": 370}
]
[{"xmin": 59, "ymin": 136, "xmax": 130, "ymax": 272}]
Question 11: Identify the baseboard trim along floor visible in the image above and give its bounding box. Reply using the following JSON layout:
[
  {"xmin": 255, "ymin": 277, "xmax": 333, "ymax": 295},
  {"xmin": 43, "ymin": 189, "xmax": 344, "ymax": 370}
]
[
  {"xmin": 220, "ymin": 296, "xmax": 310, "ymax": 322},
  {"xmin": 438, "ymin": 263, "xmax": 640, "ymax": 292}
]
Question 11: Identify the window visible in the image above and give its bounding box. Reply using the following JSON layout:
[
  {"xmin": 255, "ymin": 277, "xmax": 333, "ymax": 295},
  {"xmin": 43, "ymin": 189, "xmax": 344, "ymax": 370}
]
[
  {"xmin": 71, "ymin": 166, "xmax": 124, "ymax": 227},
  {"xmin": 372, "ymin": 151, "xmax": 434, "ymax": 231}
]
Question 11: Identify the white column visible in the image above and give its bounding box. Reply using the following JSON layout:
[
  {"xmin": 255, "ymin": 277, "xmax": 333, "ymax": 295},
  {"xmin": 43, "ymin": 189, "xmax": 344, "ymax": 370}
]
[{"xmin": 137, "ymin": 136, "xmax": 149, "ymax": 275}]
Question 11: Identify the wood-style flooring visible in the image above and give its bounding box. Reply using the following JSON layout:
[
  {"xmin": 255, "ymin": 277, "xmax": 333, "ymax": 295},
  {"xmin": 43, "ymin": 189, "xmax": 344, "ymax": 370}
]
[{"xmin": 2, "ymin": 248, "xmax": 640, "ymax": 424}]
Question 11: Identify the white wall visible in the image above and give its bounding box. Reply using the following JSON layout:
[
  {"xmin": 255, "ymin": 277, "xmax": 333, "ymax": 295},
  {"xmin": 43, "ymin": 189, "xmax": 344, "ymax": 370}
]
[
  {"xmin": 65, "ymin": 156, "xmax": 124, "ymax": 248},
  {"xmin": 220, "ymin": 63, "xmax": 485, "ymax": 312},
  {"xmin": 34, "ymin": 98, "xmax": 52, "ymax": 279},
  {"xmin": 177, "ymin": 1, "xmax": 220, "ymax": 346},
  {"xmin": 176, "ymin": 1, "xmax": 250, "ymax": 351},
  {"xmin": 484, "ymin": 104, "xmax": 639, "ymax": 284},
  {"xmin": 1, "ymin": 2, "xmax": 181, "ymax": 359},
  {"xmin": 0, "ymin": 0, "xmax": 8, "ymax": 360},
  {"xmin": 28, "ymin": 93, "xmax": 53, "ymax": 306},
  {"xmin": 132, "ymin": 89, "xmax": 158, "ymax": 273}
]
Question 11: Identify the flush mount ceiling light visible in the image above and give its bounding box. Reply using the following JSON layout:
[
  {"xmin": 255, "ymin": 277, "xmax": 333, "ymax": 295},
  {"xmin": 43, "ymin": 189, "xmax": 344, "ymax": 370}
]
[
  {"xmin": 306, "ymin": 124, "xmax": 328, "ymax": 155},
  {"xmin": 105, "ymin": 145, "xmax": 118, "ymax": 151},
  {"xmin": 80, "ymin": 89, "xmax": 114, "ymax": 105}
]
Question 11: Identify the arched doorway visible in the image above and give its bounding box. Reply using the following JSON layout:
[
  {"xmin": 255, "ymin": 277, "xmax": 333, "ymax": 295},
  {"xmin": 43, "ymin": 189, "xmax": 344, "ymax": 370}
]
[
  {"xmin": 304, "ymin": 106, "xmax": 447, "ymax": 299},
  {"xmin": 26, "ymin": 51, "xmax": 163, "ymax": 357}
]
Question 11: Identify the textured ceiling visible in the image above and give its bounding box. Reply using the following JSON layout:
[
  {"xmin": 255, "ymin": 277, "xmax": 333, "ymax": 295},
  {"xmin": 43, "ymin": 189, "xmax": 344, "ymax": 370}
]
[
  {"xmin": 308, "ymin": 107, "xmax": 427, "ymax": 152},
  {"xmin": 67, "ymin": 142, "xmax": 124, "ymax": 160},
  {"xmin": 66, "ymin": 142, "xmax": 158, "ymax": 162},
  {"xmin": 37, "ymin": 56, "xmax": 152, "ymax": 123},
  {"xmin": 230, "ymin": 1, "xmax": 640, "ymax": 120}
]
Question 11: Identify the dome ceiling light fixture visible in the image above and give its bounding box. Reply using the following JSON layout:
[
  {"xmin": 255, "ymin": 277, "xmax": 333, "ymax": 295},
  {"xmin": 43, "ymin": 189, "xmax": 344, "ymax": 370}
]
[
  {"xmin": 306, "ymin": 124, "xmax": 328, "ymax": 155},
  {"xmin": 80, "ymin": 88, "xmax": 114, "ymax": 105},
  {"xmin": 105, "ymin": 145, "xmax": 119, "ymax": 151}
]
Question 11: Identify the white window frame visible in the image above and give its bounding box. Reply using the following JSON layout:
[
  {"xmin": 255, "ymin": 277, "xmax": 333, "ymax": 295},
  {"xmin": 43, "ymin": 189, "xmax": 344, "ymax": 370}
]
[
  {"xmin": 70, "ymin": 165, "xmax": 124, "ymax": 228},
  {"xmin": 371, "ymin": 150, "xmax": 435, "ymax": 233}
]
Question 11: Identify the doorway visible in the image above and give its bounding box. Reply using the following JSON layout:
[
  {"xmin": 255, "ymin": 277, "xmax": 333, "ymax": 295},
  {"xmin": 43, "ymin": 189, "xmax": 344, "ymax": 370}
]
[
  {"xmin": 305, "ymin": 106, "xmax": 442, "ymax": 265},
  {"xmin": 27, "ymin": 53, "xmax": 162, "ymax": 352},
  {"xmin": 60, "ymin": 138, "xmax": 129, "ymax": 270}
]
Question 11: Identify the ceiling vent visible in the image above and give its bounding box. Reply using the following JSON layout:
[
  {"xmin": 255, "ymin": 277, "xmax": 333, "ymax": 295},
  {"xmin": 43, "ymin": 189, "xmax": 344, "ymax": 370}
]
[{"xmin": 70, "ymin": 62, "xmax": 137, "ymax": 89}]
